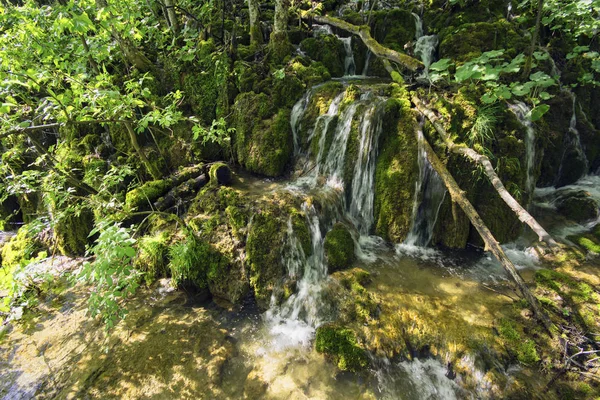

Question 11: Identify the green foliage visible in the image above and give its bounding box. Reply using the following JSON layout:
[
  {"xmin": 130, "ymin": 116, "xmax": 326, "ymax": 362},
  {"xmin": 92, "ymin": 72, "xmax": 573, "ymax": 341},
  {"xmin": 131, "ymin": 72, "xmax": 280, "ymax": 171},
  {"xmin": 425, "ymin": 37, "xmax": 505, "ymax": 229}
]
[
  {"xmin": 77, "ymin": 222, "xmax": 140, "ymax": 330},
  {"xmin": 192, "ymin": 118, "xmax": 235, "ymax": 161},
  {"xmin": 467, "ymin": 105, "xmax": 498, "ymax": 146}
]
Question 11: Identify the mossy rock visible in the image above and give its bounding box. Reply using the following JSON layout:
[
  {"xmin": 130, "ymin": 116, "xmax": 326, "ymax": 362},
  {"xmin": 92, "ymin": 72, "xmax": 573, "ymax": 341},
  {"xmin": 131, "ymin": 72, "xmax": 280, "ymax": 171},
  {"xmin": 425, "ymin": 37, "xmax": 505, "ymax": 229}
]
[
  {"xmin": 374, "ymin": 90, "xmax": 419, "ymax": 243},
  {"xmin": 315, "ymin": 323, "xmax": 368, "ymax": 372},
  {"xmin": 288, "ymin": 57, "xmax": 331, "ymax": 87},
  {"xmin": 135, "ymin": 232, "xmax": 170, "ymax": 285},
  {"xmin": 439, "ymin": 19, "xmax": 527, "ymax": 62},
  {"xmin": 1, "ymin": 225, "xmax": 45, "ymax": 269},
  {"xmin": 232, "ymin": 92, "xmax": 293, "ymax": 177},
  {"xmin": 299, "ymin": 35, "xmax": 346, "ymax": 78},
  {"xmin": 324, "ymin": 223, "xmax": 355, "ymax": 272},
  {"xmin": 555, "ymin": 190, "xmax": 599, "ymax": 223},
  {"xmin": 370, "ymin": 9, "xmax": 416, "ymax": 53},
  {"xmin": 246, "ymin": 194, "xmax": 311, "ymax": 308},
  {"xmin": 54, "ymin": 207, "xmax": 94, "ymax": 256}
]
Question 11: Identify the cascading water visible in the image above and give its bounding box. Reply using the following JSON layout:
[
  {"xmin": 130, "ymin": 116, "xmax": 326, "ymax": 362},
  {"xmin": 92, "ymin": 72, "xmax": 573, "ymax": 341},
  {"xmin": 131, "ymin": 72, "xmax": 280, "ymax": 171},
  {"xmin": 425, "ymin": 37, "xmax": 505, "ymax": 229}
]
[
  {"xmin": 412, "ymin": 12, "xmax": 423, "ymax": 40},
  {"xmin": 268, "ymin": 86, "xmax": 387, "ymax": 346},
  {"xmin": 509, "ymin": 102, "xmax": 537, "ymax": 193},
  {"xmin": 403, "ymin": 129, "xmax": 447, "ymax": 247},
  {"xmin": 290, "ymin": 90, "xmax": 312, "ymax": 155},
  {"xmin": 362, "ymin": 50, "xmax": 372, "ymax": 76},
  {"xmin": 340, "ymin": 36, "xmax": 357, "ymax": 76},
  {"xmin": 557, "ymin": 94, "xmax": 589, "ymax": 186},
  {"xmin": 348, "ymin": 95, "xmax": 385, "ymax": 235},
  {"xmin": 312, "ymin": 24, "xmax": 333, "ymax": 36},
  {"xmin": 415, "ymin": 35, "xmax": 438, "ymax": 79}
]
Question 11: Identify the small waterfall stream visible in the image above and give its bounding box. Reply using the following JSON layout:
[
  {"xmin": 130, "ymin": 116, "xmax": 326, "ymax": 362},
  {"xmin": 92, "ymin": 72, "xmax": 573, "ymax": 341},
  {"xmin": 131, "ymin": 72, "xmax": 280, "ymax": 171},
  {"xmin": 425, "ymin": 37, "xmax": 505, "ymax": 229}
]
[
  {"xmin": 509, "ymin": 102, "xmax": 537, "ymax": 193},
  {"xmin": 404, "ymin": 129, "xmax": 447, "ymax": 247},
  {"xmin": 340, "ymin": 36, "xmax": 357, "ymax": 76},
  {"xmin": 412, "ymin": 13, "xmax": 438, "ymax": 80},
  {"xmin": 557, "ymin": 93, "xmax": 589, "ymax": 186}
]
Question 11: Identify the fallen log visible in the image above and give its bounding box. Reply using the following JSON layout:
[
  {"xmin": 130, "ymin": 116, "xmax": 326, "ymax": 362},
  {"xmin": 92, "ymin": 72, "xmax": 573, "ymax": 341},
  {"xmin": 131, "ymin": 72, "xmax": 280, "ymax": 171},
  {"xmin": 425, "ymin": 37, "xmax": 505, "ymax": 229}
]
[
  {"xmin": 154, "ymin": 175, "xmax": 207, "ymax": 211},
  {"xmin": 308, "ymin": 15, "xmax": 423, "ymax": 72},
  {"xmin": 415, "ymin": 125, "xmax": 553, "ymax": 333},
  {"xmin": 412, "ymin": 96, "xmax": 558, "ymax": 247}
]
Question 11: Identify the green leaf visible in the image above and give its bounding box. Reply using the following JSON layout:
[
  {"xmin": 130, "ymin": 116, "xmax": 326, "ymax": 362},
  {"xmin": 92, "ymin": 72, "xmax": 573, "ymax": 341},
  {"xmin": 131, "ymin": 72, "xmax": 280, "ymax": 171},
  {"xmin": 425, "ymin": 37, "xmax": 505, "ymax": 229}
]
[
  {"xmin": 429, "ymin": 58, "xmax": 453, "ymax": 72},
  {"xmin": 530, "ymin": 104, "xmax": 550, "ymax": 122}
]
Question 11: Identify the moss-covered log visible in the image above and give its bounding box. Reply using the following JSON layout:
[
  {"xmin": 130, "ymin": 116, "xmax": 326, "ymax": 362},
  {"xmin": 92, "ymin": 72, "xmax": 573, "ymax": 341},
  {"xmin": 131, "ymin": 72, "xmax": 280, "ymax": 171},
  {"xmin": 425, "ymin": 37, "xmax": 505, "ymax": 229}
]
[
  {"xmin": 412, "ymin": 96, "xmax": 557, "ymax": 248},
  {"xmin": 308, "ymin": 15, "xmax": 423, "ymax": 72},
  {"xmin": 415, "ymin": 127, "xmax": 553, "ymax": 334}
]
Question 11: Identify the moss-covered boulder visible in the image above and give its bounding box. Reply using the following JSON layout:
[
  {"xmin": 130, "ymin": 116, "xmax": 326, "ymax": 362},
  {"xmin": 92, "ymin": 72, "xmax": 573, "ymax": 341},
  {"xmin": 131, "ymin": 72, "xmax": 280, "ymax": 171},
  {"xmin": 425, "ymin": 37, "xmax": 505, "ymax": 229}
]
[
  {"xmin": 439, "ymin": 19, "xmax": 528, "ymax": 62},
  {"xmin": 370, "ymin": 9, "xmax": 417, "ymax": 53},
  {"xmin": 374, "ymin": 86, "xmax": 419, "ymax": 243},
  {"xmin": 324, "ymin": 223, "xmax": 355, "ymax": 272},
  {"xmin": 246, "ymin": 193, "xmax": 312, "ymax": 308},
  {"xmin": 315, "ymin": 323, "xmax": 368, "ymax": 372},
  {"xmin": 54, "ymin": 207, "xmax": 95, "ymax": 256},
  {"xmin": 556, "ymin": 190, "xmax": 599, "ymax": 223},
  {"xmin": 232, "ymin": 92, "xmax": 293, "ymax": 177},
  {"xmin": 300, "ymin": 35, "xmax": 346, "ymax": 77}
]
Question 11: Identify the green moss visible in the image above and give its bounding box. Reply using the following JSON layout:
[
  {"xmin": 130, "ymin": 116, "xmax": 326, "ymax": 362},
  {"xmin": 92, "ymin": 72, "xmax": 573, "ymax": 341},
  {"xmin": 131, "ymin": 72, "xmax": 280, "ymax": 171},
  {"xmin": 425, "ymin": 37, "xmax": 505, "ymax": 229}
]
[
  {"xmin": 498, "ymin": 318, "xmax": 540, "ymax": 365},
  {"xmin": 135, "ymin": 233, "xmax": 170, "ymax": 285},
  {"xmin": 1, "ymin": 225, "xmax": 43, "ymax": 270},
  {"xmin": 315, "ymin": 323, "xmax": 368, "ymax": 372},
  {"xmin": 299, "ymin": 82, "xmax": 344, "ymax": 151},
  {"xmin": 439, "ymin": 19, "xmax": 528, "ymax": 62},
  {"xmin": 269, "ymin": 31, "xmax": 294, "ymax": 65},
  {"xmin": 324, "ymin": 223, "xmax": 355, "ymax": 272},
  {"xmin": 232, "ymin": 93, "xmax": 293, "ymax": 177},
  {"xmin": 374, "ymin": 91, "xmax": 419, "ymax": 242},
  {"xmin": 299, "ymin": 35, "xmax": 346, "ymax": 77},
  {"xmin": 178, "ymin": 40, "xmax": 230, "ymax": 125},
  {"xmin": 168, "ymin": 235, "xmax": 224, "ymax": 290},
  {"xmin": 370, "ymin": 9, "xmax": 416, "ymax": 53},
  {"xmin": 125, "ymin": 180, "xmax": 170, "ymax": 211},
  {"xmin": 288, "ymin": 58, "xmax": 331, "ymax": 87},
  {"xmin": 225, "ymin": 205, "xmax": 248, "ymax": 240},
  {"xmin": 246, "ymin": 210, "xmax": 285, "ymax": 306},
  {"xmin": 54, "ymin": 206, "xmax": 94, "ymax": 256}
]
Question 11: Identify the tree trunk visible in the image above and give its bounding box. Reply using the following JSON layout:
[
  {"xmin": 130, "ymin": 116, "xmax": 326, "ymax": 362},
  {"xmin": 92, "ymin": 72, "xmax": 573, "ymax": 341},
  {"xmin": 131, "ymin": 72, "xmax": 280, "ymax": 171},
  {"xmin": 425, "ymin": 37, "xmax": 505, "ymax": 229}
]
[
  {"xmin": 415, "ymin": 126, "xmax": 553, "ymax": 334},
  {"xmin": 124, "ymin": 121, "xmax": 162, "ymax": 180},
  {"xmin": 247, "ymin": 0, "xmax": 262, "ymax": 46},
  {"xmin": 273, "ymin": 0, "xmax": 290, "ymax": 34},
  {"xmin": 524, "ymin": 0, "xmax": 544, "ymax": 77},
  {"xmin": 412, "ymin": 96, "xmax": 558, "ymax": 247},
  {"xmin": 307, "ymin": 15, "xmax": 423, "ymax": 72},
  {"xmin": 164, "ymin": 0, "xmax": 179, "ymax": 36}
]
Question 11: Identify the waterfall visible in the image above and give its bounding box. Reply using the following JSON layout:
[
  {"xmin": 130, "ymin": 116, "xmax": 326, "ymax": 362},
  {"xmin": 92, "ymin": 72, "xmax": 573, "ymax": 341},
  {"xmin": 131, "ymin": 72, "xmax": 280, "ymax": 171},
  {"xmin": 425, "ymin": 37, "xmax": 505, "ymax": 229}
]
[
  {"xmin": 312, "ymin": 24, "xmax": 333, "ymax": 36},
  {"xmin": 348, "ymin": 97, "xmax": 385, "ymax": 235},
  {"xmin": 557, "ymin": 94, "xmax": 589, "ymax": 186},
  {"xmin": 415, "ymin": 35, "xmax": 439, "ymax": 79},
  {"xmin": 404, "ymin": 129, "xmax": 447, "ymax": 247},
  {"xmin": 340, "ymin": 36, "xmax": 357, "ymax": 76},
  {"xmin": 268, "ymin": 86, "xmax": 387, "ymax": 347},
  {"xmin": 362, "ymin": 50, "xmax": 372, "ymax": 76},
  {"xmin": 509, "ymin": 102, "xmax": 536, "ymax": 193},
  {"xmin": 412, "ymin": 12, "xmax": 423, "ymax": 40},
  {"xmin": 290, "ymin": 90, "xmax": 312, "ymax": 156}
]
